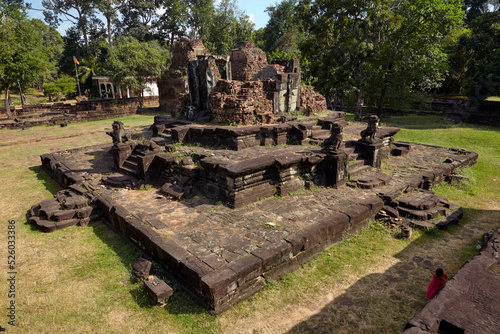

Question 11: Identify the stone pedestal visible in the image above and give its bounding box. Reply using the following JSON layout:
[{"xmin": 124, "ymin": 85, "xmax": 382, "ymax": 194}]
[
  {"xmin": 356, "ymin": 140, "xmax": 388, "ymax": 168},
  {"xmin": 323, "ymin": 150, "xmax": 348, "ymax": 187},
  {"xmin": 111, "ymin": 143, "xmax": 133, "ymax": 170}
]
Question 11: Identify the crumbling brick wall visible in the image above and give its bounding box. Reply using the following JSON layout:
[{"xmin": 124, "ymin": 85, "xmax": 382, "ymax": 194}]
[
  {"xmin": 230, "ymin": 41, "xmax": 268, "ymax": 81},
  {"xmin": 169, "ymin": 38, "xmax": 211, "ymax": 75},
  {"xmin": 300, "ymin": 85, "xmax": 327, "ymax": 115},
  {"xmin": 158, "ymin": 39, "xmax": 210, "ymax": 115},
  {"xmin": 210, "ymin": 79, "xmax": 275, "ymax": 125}
]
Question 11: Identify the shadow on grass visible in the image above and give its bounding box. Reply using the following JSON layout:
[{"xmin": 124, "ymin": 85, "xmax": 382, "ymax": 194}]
[
  {"xmin": 138, "ymin": 107, "xmax": 165, "ymax": 116},
  {"xmin": 286, "ymin": 208, "xmax": 500, "ymax": 334},
  {"xmin": 89, "ymin": 219, "xmax": 209, "ymax": 316},
  {"xmin": 29, "ymin": 165, "xmax": 62, "ymax": 196},
  {"xmin": 379, "ymin": 114, "xmax": 500, "ymax": 132}
]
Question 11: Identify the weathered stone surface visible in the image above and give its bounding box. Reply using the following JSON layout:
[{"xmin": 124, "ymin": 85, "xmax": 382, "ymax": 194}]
[
  {"xmin": 210, "ymin": 79, "xmax": 275, "ymax": 125},
  {"xmin": 144, "ymin": 276, "xmax": 174, "ymax": 303},
  {"xmin": 223, "ymin": 156, "xmax": 276, "ymax": 177},
  {"xmin": 169, "ymin": 38, "xmax": 210, "ymax": 74},
  {"xmin": 133, "ymin": 257, "xmax": 153, "ymax": 278},
  {"xmin": 201, "ymin": 267, "xmax": 238, "ymax": 301},
  {"xmin": 349, "ymin": 172, "xmax": 391, "ymax": 189},
  {"xmin": 227, "ymin": 254, "xmax": 262, "ymax": 287},
  {"xmin": 160, "ymin": 183, "xmax": 185, "ymax": 200},
  {"xmin": 299, "ymin": 85, "xmax": 327, "ymax": 115},
  {"xmin": 230, "ymin": 41, "xmax": 267, "ymax": 81}
]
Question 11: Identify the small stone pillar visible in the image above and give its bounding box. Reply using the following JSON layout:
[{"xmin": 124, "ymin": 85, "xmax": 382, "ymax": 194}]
[
  {"xmin": 111, "ymin": 143, "xmax": 133, "ymax": 170},
  {"xmin": 323, "ymin": 151, "xmax": 349, "ymax": 187},
  {"xmin": 356, "ymin": 140, "xmax": 386, "ymax": 168}
]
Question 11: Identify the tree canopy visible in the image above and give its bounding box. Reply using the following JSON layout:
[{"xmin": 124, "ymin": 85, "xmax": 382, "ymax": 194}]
[
  {"xmin": 2, "ymin": 0, "xmax": 498, "ymax": 114},
  {"xmin": 105, "ymin": 36, "xmax": 170, "ymax": 99},
  {"xmin": 1, "ymin": 3, "xmax": 57, "ymax": 117},
  {"xmin": 299, "ymin": 0, "xmax": 465, "ymax": 118}
]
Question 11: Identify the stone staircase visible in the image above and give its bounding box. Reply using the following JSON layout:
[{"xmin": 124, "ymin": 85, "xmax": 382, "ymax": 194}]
[
  {"xmin": 119, "ymin": 135, "xmax": 173, "ymax": 178},
  {"xmin": 310, "ymin": 125, "xmax": 331, "ymax": 141},
  {"xmin": 343, "ymin": 140, "xmax": 372, "ymax": 178},
  {"xmin": 379, "ymin": 191, "xmax": 463, "ymax": 229},
  {"xmin": 120, "ymin": 154, "xmax": 141, "ymax": 177}
]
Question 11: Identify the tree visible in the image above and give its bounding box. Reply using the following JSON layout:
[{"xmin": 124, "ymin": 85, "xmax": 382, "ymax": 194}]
[
  {"xmin": 262, "ymin": 0, "xmax": 304, "ymax": 56},
  {"xmin": 31, "ymin": 18, "xmax": 64, "ymax": 79},
  {"xmin": 94, "ymin": 0, "xmax": 126, "ymax": 48},
  {"xmin": 42, "ymin": 75, "xmax": 76, "ymax": 101},
  {"xmin": 154, "ymin": 0, "xmax": 189, "ymax": 45},
  {"xmin": 42, "ymin": 0, "xmax": 98, "ymax": 53},
  {"xmin": 185, "ymin": 0, "xmax": 214, "ymax": 40},
  {"xmin": 201, "ymin": 0, "xmax": 254, "ymax": 54},
  {"xmin": 367, "ymin": 0, "xmax": 465, "ymax": 114},
  {"xmin": 0, "ymin": 3, "xmax": 54, "ymax": 118},
  {"xmin": 301, "ymin": 0, "xmax": 394, "ymax": 119},
  {"xmin": 106, "ymin": 36, "xmax": 170, "ymax": 105},
  {"xmin": 117, "ymin": 0, "xmax": 157, "ymax": 42},
  {"xmin": 301, "ymin": 0, "xmax": 464, "ymax": 119},
  {"xmin": 462, "ymin": 12, "xmax": 500, "ymax": 99}
]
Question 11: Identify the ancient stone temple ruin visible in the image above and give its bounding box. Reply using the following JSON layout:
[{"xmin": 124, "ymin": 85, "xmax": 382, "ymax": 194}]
[
  {"xmin": 28, "ymin": 105, "xmax": 478, "ymax": 313},
  {"xmin": 157, "ymin": 39, "xmax": 327, "ymax": 125}
]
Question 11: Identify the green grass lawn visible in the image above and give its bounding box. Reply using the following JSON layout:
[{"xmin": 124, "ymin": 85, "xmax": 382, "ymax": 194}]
[{"xmin": 0, "ymin": 114, "xmax": 498, "ymax": 333}]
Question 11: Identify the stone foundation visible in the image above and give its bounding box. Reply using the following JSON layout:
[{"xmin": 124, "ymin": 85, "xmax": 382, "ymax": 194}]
[{"xmin": 29, "ymin": 120, "xmax": 479, "ymax": 315}]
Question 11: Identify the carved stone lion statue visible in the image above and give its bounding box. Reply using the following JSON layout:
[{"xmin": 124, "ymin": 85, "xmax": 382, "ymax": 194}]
[
  {"xmin": 360, "ymin": 115, "xmax": 380, "ymax": 141},
  {"xmin": 322, "ymin": 122, "xmax": 343, "ymax": 152},
  {"xmin": 107, "ymin": 120, "xmax": 131, "ymax": 145}
]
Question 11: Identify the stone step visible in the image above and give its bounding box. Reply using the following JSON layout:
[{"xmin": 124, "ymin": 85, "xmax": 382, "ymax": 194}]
[
  {"xmin": 123, "ymin": 160, "xmax": 139, "ymax": 170},
  {"xmin": 120, "ymin": 164, "xmax": 140, "ymax": 177},
  {"xmin": 398, "ymin": 206, "xmax": 442, "ymax": 221},
  {"xmin": 343, "ymin": 146, "xmax": 356, "ymax": 155},
  {"xmin": 348, "ymin": 158, "xmax": 365, "ymax": 169},
  {"xmin": 348, "ymin": 172, "xmax": 391, "ymax": 189},
  {"xmin": 311, "ymin": 129, "xmax": 330, "ymax": 139},
  {"xmin": 348, "ymin": 152, "xmax": 359, "ymax": 160},
  {"xmin": 126, "ymin": 154, "xmax": 142, "ymax": 163},
  {"xmin": 348, "ymin": 165, "xmax": 371, "ymax": 178},
  {"xmin": 157, "ymin": 132, "xmax": 171, "ymax": 139}
]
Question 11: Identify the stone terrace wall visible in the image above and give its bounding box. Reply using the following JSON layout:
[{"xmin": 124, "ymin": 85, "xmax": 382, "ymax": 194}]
[
  {"xmin": 210, "ymin": 79, "xmax": 275, "ymax": 125},
  {"xmin": 166, "ymin": 115, "xmax": 345, "ymax": 150},
  {"xmin": 0, "ymin": 98, "xmax": 144, "ymax": 129}
]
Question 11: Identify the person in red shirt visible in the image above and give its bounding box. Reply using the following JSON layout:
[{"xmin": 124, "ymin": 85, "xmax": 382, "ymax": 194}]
[{"xmin": 426, "ymin": 268, "xmax": 448, "ymax": 299}]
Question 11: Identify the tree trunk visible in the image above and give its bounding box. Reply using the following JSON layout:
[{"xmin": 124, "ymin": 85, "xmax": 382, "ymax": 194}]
[
  {"xmin": 355, "ymin": 90, "xmax": 363, "ymax": 121},
  {"xmin": 106, "ymin": 15, "xmax": 113, "ymax": 48},
  {"xmin": 5, "ymin": 87, "xmax": 12, "ymax": 119},
  {"xmin": 377, "ymin": 80, "xmax": 388, "ymax": 118},
  {"xmin": 354, "ymin": 62, "xmax": 363, "ymax": 121},
  {"xmin": 377, "ymin": 61, "xmax": 393, "ymax": 118}
]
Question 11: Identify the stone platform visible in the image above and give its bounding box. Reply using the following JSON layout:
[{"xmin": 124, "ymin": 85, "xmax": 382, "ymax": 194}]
[{"xmin": 30, "ymin": 121, "xmax": 478, "ymax": 314}]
